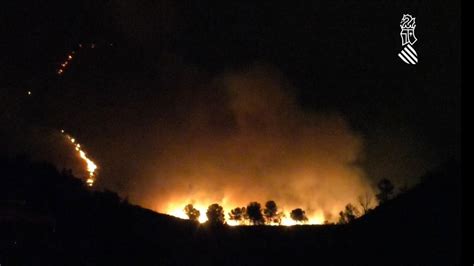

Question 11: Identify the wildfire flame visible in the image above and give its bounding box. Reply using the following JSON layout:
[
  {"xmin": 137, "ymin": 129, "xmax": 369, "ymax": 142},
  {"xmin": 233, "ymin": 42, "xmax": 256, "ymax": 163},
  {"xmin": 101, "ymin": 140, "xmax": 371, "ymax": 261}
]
[
  {"xmin": 166, "ymin": 201, "xmax": 325, "ymax": 226},
  {"xmin": 61, "ymin": 130, "xmax": 97, "ymax": 186},
  {"xmin": 56, "ymin": 42, "xmax": 106, "ymax": 75}
]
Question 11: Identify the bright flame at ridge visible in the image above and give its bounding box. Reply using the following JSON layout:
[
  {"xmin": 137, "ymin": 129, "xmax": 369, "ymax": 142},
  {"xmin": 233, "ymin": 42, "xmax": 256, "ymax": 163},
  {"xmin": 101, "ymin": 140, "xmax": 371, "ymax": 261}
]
[
  {"xmin": 62, "ymin": 130, "xmax": 98, "ymax": 187},
  {"xmin": 165, "ymin": 201, "xmax": 325, "ymax": 226}
]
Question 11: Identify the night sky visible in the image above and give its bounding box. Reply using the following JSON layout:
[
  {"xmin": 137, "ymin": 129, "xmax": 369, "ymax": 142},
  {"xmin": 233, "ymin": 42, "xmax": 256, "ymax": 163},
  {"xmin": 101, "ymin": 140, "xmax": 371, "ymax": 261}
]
[{"xmin": 1, "ymin": 0, "xmax": 461, "ymax": 201}]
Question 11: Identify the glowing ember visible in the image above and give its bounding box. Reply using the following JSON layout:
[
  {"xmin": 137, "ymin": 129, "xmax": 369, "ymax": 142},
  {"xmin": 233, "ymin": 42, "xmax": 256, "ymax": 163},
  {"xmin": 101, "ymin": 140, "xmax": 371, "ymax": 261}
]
[
  {"xmin": 86, "ymin": 178, "xmax": 95, "ymax": 187},
  {"xmin": 56, "ymin": 42, "xmax": 112, "ymax": 75},
  {"xmin": 61, "ymin": 130, "xmax": 98, "ymax": 186}
]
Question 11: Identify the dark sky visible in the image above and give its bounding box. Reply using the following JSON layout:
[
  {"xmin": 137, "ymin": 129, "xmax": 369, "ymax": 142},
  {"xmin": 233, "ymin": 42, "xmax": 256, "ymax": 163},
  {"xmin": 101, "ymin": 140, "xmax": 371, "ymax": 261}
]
[{"xmin": 1, "ymin": 0, "xmax": 461, "ymax": 195}]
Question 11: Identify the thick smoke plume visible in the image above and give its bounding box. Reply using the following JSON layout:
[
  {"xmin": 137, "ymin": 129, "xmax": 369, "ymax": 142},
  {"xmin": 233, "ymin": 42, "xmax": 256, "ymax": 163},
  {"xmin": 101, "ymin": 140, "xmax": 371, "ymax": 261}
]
[
  {"xmin": 2, "ymin": 64, "xmax": 374, "ymax": 223},
  {"xmin": 132, "ymin": 65, "xmax": 373, "ymax": 222}
]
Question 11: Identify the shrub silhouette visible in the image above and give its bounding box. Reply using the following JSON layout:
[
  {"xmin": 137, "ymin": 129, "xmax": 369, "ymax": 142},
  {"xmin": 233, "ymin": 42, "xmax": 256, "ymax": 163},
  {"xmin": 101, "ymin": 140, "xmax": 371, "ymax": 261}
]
[
  {"xmin": 290, "ymin": 208, "xmax": 308, "ymax": 223},
  {"xmin": 358, "ymin": 192, "xmax": 373, "ymax": 214},
  {"xmin": 184, "ymin": 204, "xmax": 201, "ymax": 222},
  {"xmin": 246, "ymin": 202, "xmax": 265, "ymax": 225},
  {"xmin": 263, "ymin": 200, "xmax": 282, "ymax": 224},
  {"xmin": 228, "ymin": 207, "xmax": 247, "ymax": 224},
  {"xmin": 206, "ymin": 203, "xmax": 225, "ymax": 225},
  {"xmin": 338, "ymin": 203, "xmax": 360, "ymax": 224}
]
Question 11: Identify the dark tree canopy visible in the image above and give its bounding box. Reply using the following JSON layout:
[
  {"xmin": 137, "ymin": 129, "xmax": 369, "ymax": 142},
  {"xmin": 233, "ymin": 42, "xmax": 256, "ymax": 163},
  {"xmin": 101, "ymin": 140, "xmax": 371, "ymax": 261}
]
[
  {"xmin": 290, "ymin": 208, "xmax": 308, "ymax": 223},
  {"xmin": 376, "ymin": 178, "xmax": 395, "ymax": 204},
  {"xmin": 263, "ymin": 200, "xmax": 281, "ymax": 224},
  {"xmin": 246, "ymin": 202, "xmax": 265, "ymax": 225},
  {"xmin": 338, "ymin": 203, "xmax": 360, "ymax": 224},
  {"xmin": 358, "ymin": 192, "xmax": 373, "ymax": 214},
  {"xmin": 228, "ymin": 207, "xmax": 247, "ymax": 224},
  {"xmin": 184, "ymin": 204, "xmax": 201, "ymax": 222},
  {"xmin": 206, "ymin": 203, "xmax": 225, "ymax": 225}
]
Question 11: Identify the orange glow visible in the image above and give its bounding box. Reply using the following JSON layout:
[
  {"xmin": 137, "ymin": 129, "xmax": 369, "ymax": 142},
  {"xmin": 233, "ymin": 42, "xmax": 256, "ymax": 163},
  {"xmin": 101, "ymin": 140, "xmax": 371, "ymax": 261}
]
[
  {"xmin": 62, "ymin": 130, "xmax": 98, "ymax": 186},
  {"xmin": 168, "ymin": 203, "xmax": 208, "ymax": 224},
  {"xmin": 78, "ymin": 149, "xmax": 97, "ymax": 177},
  {"xmin": 165, "ymin": 200, "xmax": 325, "ymax": 226},
  {"xmin": 115, "ymin": 66, "xmax": 374, "ymax": 225},
  {"xmin": 86, "ymin": 178, "xmax": 95, "ymax": 187}
]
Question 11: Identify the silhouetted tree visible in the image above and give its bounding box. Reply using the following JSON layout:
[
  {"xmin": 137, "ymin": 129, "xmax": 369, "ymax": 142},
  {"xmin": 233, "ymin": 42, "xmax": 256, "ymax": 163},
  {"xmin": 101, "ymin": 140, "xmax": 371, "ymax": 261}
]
[
  {"xmin": 228, "ymin": 207, "xmax": 247, "ymax": 224},
  {"xmin": 358, "ymin": 192, "xmax": 373, "ymax": 214},
  {"xmin": 264, "ymin": 200, "xmax": 282, "ymax": 224},
  {"xmin": 290, "ymin": 208, "xmax": 308, "ymax": 223},
  {"xmin": 376, "ymin": 178, "xmax": 395, "ymax": 204},
  {"xmin": 206, "ymin": 203, "xmax": 225, "ymax": 225},
  {"xmin": 184, "ymin": 204, "xmax": 201, "ymax": 222},
  {"xmin": 338, "ymin": 203, "xmax": 360, "ymax": 224},
  {"xmin": 246, "ymin": 202, "xmax": 265, "ymax": 225}
]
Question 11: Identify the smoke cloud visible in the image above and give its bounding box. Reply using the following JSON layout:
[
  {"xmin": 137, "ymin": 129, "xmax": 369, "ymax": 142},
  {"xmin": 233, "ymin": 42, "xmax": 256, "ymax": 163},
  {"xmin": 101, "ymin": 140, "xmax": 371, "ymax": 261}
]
[
  {"xmin": 1, "ymin": 63, "xmax": 374, "ymax": 223},
  {"xmin": 131, "ymin": 65, "xmax": 373, "ymax": 222}
]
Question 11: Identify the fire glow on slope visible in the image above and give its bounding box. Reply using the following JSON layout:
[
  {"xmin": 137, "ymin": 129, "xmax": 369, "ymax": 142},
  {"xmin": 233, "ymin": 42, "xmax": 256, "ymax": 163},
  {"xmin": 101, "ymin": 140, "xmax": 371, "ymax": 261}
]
[
  {"xmin": 125, "ymin": 65, "xmax": 374, "ymax": 224},
  {"xmin": 61, "ymin": 130, "xmax": 97, "ymax": 186},
  {"xmin": 166, "ymin": 201, "xmax": 326, "ymax": 226}
]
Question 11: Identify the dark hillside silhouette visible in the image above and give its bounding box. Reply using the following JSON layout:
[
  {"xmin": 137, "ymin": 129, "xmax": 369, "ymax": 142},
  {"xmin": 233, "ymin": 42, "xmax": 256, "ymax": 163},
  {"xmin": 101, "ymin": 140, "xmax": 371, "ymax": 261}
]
[{"xmin": 0, "ymin": 156, "xmax": 462, "ymax": 265}]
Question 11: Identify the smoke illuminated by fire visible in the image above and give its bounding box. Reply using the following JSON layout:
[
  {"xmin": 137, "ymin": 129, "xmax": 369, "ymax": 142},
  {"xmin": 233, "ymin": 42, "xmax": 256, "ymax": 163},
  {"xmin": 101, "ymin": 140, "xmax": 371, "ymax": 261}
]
[
  {"xmin": 129, "ymin": 65, "xmax": 374, "ymax": 224},
  {"xmin": 62, "ymin": 130, "xmax": 97, "ymax": 186}
]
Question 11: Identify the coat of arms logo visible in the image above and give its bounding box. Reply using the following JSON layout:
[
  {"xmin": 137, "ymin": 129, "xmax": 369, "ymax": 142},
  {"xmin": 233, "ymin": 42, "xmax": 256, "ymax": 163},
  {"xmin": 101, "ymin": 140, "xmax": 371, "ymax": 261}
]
[{"xmin": 398, "ymin": 14, "xmax": 418, "ymax": 65}]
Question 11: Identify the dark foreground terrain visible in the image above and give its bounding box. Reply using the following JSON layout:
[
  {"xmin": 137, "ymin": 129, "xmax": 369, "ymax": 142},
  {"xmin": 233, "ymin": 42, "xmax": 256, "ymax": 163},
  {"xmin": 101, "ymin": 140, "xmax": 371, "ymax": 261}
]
[{"xmin": 0, "ymin": 156, "xmax": 462, "ymax": 265}]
